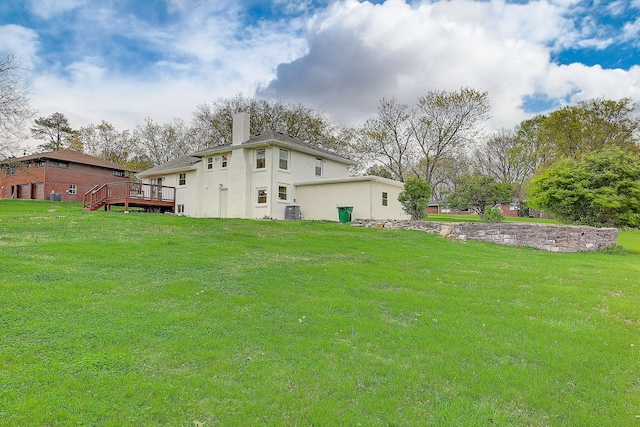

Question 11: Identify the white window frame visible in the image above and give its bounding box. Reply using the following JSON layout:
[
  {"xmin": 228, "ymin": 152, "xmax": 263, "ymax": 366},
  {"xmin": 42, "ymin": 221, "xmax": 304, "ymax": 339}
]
[
  {"xmin": 207, "ymin": 157, "xmax": 213, "ymax": 170},
  {"xmin": 68, "ymin": 184, "xmax": 77, "ymax": 195},
  {"xmin": 382, "ymin": 191, "xmax": 388, "ymax": 207},
  {"xmin": 179, "ymin": 173, "xmax": 186, "ymax": 186},
  {"xmin": 256, "ymin": 148, "xmax": 266, "ymax": 169},
  {"xmin": 221, "ymin": 154, "xmax": 228, "ymax": 169},
  {"xmin": 279, "ymin": 149, "xmax": 289, "ymax": 170},
  {"xmin": 278, "ymin": 185, "xmax": 288, "ymax": 201},
  {"xmin": 257, "ymin": 187, "xmax": 267, "ymax": 204},
  {"xmin": 315, "ymin": 157, "xmax": 323, "ymax": 176}
]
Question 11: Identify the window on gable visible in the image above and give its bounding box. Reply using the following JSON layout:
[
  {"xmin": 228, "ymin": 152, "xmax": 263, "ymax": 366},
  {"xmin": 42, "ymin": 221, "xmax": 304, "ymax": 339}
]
[
  {"xmin": 382, "ymin": 192, "xmax": 388, "ymax": 207},
  {"xmin": 315, "ymin": 157, "xmax": 323, "ymax": 176},
  {"xmin": 207, "ymin": 157, "xmax": 213, "ymax": 170},
  {"xmin": 256, "ymin": 148, "xmax": 266, "ymax": 169},
  {"xmin": 278, "ymin": 186, "xmax": 287, "ymax": 201},
  {"xmin": 257, "ymin": 188, "xmax": 267, "ymax": 204},
  {"xmin": 279, "ymin": 149, "xmax": 289, "ymax": 170},
  {"xmin": 179, "ymin": 173, "xmax": 186, "ymax": 186},
  {"xmin": 221, "ymin": 154, "xmax": 228, "ymax": 168}
]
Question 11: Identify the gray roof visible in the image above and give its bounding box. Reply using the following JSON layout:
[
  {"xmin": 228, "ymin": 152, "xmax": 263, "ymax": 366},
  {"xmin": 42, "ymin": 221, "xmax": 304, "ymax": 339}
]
[
  {"xmin": 192, "ymin": 130, "xmax": 357, "ymax": 165},
  {"xmin": 136, "ymin": 155, "xmax": 201, "ymax": 177}
]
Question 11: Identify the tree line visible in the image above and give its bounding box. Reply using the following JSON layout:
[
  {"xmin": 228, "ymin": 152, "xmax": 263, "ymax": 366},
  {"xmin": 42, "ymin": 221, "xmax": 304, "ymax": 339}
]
[{"xmin": 2, "ymin": 52, "xmax": 639, "ymax": 228}]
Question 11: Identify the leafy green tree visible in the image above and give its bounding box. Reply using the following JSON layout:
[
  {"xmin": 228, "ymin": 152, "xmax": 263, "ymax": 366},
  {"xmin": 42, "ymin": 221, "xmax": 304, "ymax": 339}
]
[
  {"xmin": 446, "ymin": 173, "xmax": 515, "ymax": 219},
  {"xmin": 398, "ymin": 177, "xmax": 432, "ymax": 220},
  {"xmin": 31, "ymin": 112, "xmax": 77, "ymax": 152},
  {"xmin": 516, "ymin": 98, "xmax": 640, "ymax": 167},
  {"xmin": 527, "ymin": 148, "xmax": 640, "ymax": 228}
]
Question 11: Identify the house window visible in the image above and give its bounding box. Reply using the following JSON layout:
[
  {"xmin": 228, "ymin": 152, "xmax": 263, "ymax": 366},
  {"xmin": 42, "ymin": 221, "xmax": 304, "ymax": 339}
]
[
  {"xmin": 382, "ymin": 192, "xmax": 388, "ymax": 207},
  {"xmin": 256, "ymin": 148, "xmax": 266, "ymax": 169},
  {"xmin": 7, "ymin": 166, "xmax": 15, "ymax": 176},
  {"xmin": 51, "ymin": 161, "xmax": 68, "ymax": 168},
  {"xmin": 279, "ymin": 149, "xmax": 289, "ymax": 170},
  {"xmin": 315, "ymin": 157, "xmax": 323, "ymax": 176},
  {"xmin": 207, "ymin": 157, "xmax": 213, "ymax": 170},
  {"xmin": 257, "ymin": 188, "xmax": 267, "ymax": 204},
  {"xmin": 68, "ymin": 184, "xmax": 77, "ymax": 195},
  {"xmin": 113, "ymin": 170, "xmax": 125, "ymax": 177},
  {"xmin": 177, "ymin": 204, "xmax": 185, "ymax": 213},
  {"xmin": 278, "ymin": 186, "xmax": 287, "ymax": 201},
  {"xmin": 221, "ymin": 154, "xmax": 228, "ymax": 168},
  {"xmin": 179, "ymin": 173, "xmax": 186, "ymax": 186}
]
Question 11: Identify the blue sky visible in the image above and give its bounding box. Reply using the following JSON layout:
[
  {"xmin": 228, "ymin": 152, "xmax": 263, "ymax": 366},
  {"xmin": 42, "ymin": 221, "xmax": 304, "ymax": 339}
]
[{"xmin": 1, "ymin": 0, "xmax": 640, "ymax": 138}]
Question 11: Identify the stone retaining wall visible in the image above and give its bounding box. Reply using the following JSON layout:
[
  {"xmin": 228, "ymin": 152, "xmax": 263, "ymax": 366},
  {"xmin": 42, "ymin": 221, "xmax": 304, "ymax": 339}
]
[{"xmin": 351, "ymin": 219, "xmax": 618, "ymax": 252}]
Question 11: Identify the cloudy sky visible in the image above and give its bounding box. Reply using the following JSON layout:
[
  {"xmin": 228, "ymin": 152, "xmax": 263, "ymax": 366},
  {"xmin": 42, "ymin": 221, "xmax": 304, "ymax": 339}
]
[{"xmin": 2, "ymin": 0, "xmax": 640, "ymax": 137}]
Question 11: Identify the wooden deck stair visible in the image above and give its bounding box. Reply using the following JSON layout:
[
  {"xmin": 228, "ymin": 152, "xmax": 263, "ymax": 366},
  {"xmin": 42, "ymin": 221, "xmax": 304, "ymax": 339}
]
[{"xmin": 83, "ymin": 181, "xmax": 176, "ymax": 212}]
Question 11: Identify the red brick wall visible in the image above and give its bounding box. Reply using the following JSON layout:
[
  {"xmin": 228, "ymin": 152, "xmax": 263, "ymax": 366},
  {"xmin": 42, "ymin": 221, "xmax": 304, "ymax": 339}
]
[{"xmin": 1, "ymin": 161, "xmax": 130, "ymax": 202}]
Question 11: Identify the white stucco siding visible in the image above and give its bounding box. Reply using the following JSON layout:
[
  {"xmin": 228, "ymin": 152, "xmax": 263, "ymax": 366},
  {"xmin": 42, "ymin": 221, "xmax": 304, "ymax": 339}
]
[{"xmin": 294, "ymin": 177, "xmax": 408, "ymax": 221}]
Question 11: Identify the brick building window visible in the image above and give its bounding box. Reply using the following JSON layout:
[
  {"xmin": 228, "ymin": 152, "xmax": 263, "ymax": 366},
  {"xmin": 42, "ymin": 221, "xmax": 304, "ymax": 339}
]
[{"xmin": 68, "ymin": 184, "xmax": 77, "ymax": 195}]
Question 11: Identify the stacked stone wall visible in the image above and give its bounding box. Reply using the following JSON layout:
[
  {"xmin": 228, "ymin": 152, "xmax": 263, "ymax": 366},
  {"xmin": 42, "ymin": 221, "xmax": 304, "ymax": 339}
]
[{"xmin": 351, "ymin": 220, "xmax": 618, "ymax": 252}]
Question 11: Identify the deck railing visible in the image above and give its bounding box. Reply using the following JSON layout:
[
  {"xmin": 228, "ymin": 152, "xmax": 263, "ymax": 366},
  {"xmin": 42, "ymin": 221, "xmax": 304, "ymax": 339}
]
[{"xmin": 83, "ymin": 181, "xmax": 176, "ymax": 211}]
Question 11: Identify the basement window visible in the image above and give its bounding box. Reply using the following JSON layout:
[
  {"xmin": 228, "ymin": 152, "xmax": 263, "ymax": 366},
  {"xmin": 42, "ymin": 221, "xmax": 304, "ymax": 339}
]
[{"xmin": 177, "ymin": 204, "xmax": 184, "ymax": 214}]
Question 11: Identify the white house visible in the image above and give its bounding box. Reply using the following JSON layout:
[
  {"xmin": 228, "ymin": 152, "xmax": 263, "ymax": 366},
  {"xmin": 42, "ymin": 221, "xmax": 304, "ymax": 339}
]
[{"xmin": 137, "ymin": 112, "xmax": 408, "ymax": 221}]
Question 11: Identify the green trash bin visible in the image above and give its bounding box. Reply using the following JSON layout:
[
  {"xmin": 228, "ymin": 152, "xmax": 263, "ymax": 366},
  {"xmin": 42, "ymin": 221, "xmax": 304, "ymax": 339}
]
[{"xmin": 337, "ymin": 206, "xmax": 353, "ymax": 223}]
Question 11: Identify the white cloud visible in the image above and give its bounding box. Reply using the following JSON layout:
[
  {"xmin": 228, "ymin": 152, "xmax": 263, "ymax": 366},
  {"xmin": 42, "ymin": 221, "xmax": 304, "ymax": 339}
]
[
  {"xmin": 258, "ymin": 0, "xmax": 640, "ymax": 129},
  {"xmin": 0, "ymin": 25, "xmax": 40, "ymax": 61},
  {"xmin": 26, "ymin": 0, "xmax": 88, "ymax": 19}
]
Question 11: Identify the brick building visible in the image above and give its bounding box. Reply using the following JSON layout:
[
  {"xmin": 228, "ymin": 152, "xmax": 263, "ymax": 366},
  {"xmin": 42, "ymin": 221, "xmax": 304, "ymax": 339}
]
[{"xmin": 0, "ymin": 150, "xmax": 134, "ymax": 202}]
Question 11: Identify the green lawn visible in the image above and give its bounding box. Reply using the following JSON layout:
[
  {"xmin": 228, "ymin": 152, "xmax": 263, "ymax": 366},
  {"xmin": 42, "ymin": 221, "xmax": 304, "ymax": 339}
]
[{"xmin": 1, "ymin": 200, "xmax": 639, "ymax": 426}]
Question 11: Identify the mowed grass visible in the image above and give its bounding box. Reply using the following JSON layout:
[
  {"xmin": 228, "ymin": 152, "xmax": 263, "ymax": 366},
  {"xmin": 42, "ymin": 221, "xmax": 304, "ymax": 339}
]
[{"xmin": 1, "ymin": 200, "xmax": 639, "ymax": 426}]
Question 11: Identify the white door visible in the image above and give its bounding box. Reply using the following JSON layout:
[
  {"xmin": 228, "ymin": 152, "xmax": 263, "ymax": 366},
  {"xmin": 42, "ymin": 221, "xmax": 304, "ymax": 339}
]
[{"xmin": 220, "ymin": 189, "xmax": 228, "ymax": 218}]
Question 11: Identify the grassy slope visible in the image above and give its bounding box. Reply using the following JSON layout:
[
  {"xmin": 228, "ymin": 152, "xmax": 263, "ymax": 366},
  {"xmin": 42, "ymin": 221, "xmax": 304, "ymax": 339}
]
[{"xmin": 1, "ymin": 200, "xmax": 639, "ymax": 426}]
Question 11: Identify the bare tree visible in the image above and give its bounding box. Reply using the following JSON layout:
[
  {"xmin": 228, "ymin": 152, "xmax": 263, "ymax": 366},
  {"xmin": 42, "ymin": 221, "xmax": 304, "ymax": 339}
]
[
  {"xmin": 133, "ymin": 117, "xmax": 193, "ymax": 166},
  {"xmin": 191, "ymin": 94, "xmax": 345, "ymax": 153},
  {"xmin": 352, "ymin": 97, "xmax": 414, "ymax": 182},
  {"xmin": 0, "ymin": 54, "xmax": 35, "ymax": 159},
  {"xmin": 79, "ymin": 121, "xmax": 135, "ymax": 166},
  {"xmin": 474, "ymin": 129, "xmax": 537, "ymax": 197},
  {"xmin": 410, "ymin": 87, "xmax": 490, "ymax": 185}
]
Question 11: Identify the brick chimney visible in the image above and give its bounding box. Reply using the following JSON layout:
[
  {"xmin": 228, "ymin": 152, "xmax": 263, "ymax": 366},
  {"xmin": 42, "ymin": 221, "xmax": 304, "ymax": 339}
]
[{"xmin": 232, "ymin": 112, "xmax": 250, "ymax": 146}]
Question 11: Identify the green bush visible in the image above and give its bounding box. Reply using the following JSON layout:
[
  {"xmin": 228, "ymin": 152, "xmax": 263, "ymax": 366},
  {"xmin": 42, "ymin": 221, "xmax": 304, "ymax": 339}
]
[{"xmin": 481, "ymin": 207, "xmax": 504, "ymax": 223}]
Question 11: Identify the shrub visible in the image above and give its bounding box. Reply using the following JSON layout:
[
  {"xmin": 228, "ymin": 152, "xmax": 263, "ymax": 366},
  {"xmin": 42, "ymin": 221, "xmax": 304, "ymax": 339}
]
[{"xmin": 481, "ymin": 207, "xmax": 504, "ymax": 223}]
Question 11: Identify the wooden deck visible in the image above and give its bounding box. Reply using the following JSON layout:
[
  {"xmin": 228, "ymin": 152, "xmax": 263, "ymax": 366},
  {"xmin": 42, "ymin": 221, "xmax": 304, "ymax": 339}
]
[{"xmin": 83, "ymin": 181, "xmax": 176, "ymax": 212}]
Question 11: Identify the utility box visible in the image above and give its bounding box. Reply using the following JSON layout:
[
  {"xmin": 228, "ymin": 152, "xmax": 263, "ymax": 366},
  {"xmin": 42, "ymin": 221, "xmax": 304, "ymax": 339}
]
[
  {"xmin": 337, "ymin": 206, "xmax": 353, "ymax": 223},
  {"xmin": 285, "ymin": 205, "xmax": 301, "ymax": 220},
  {"xmin": 49, "ymin": 193, "xmax": 62, "ymax": 201}
]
